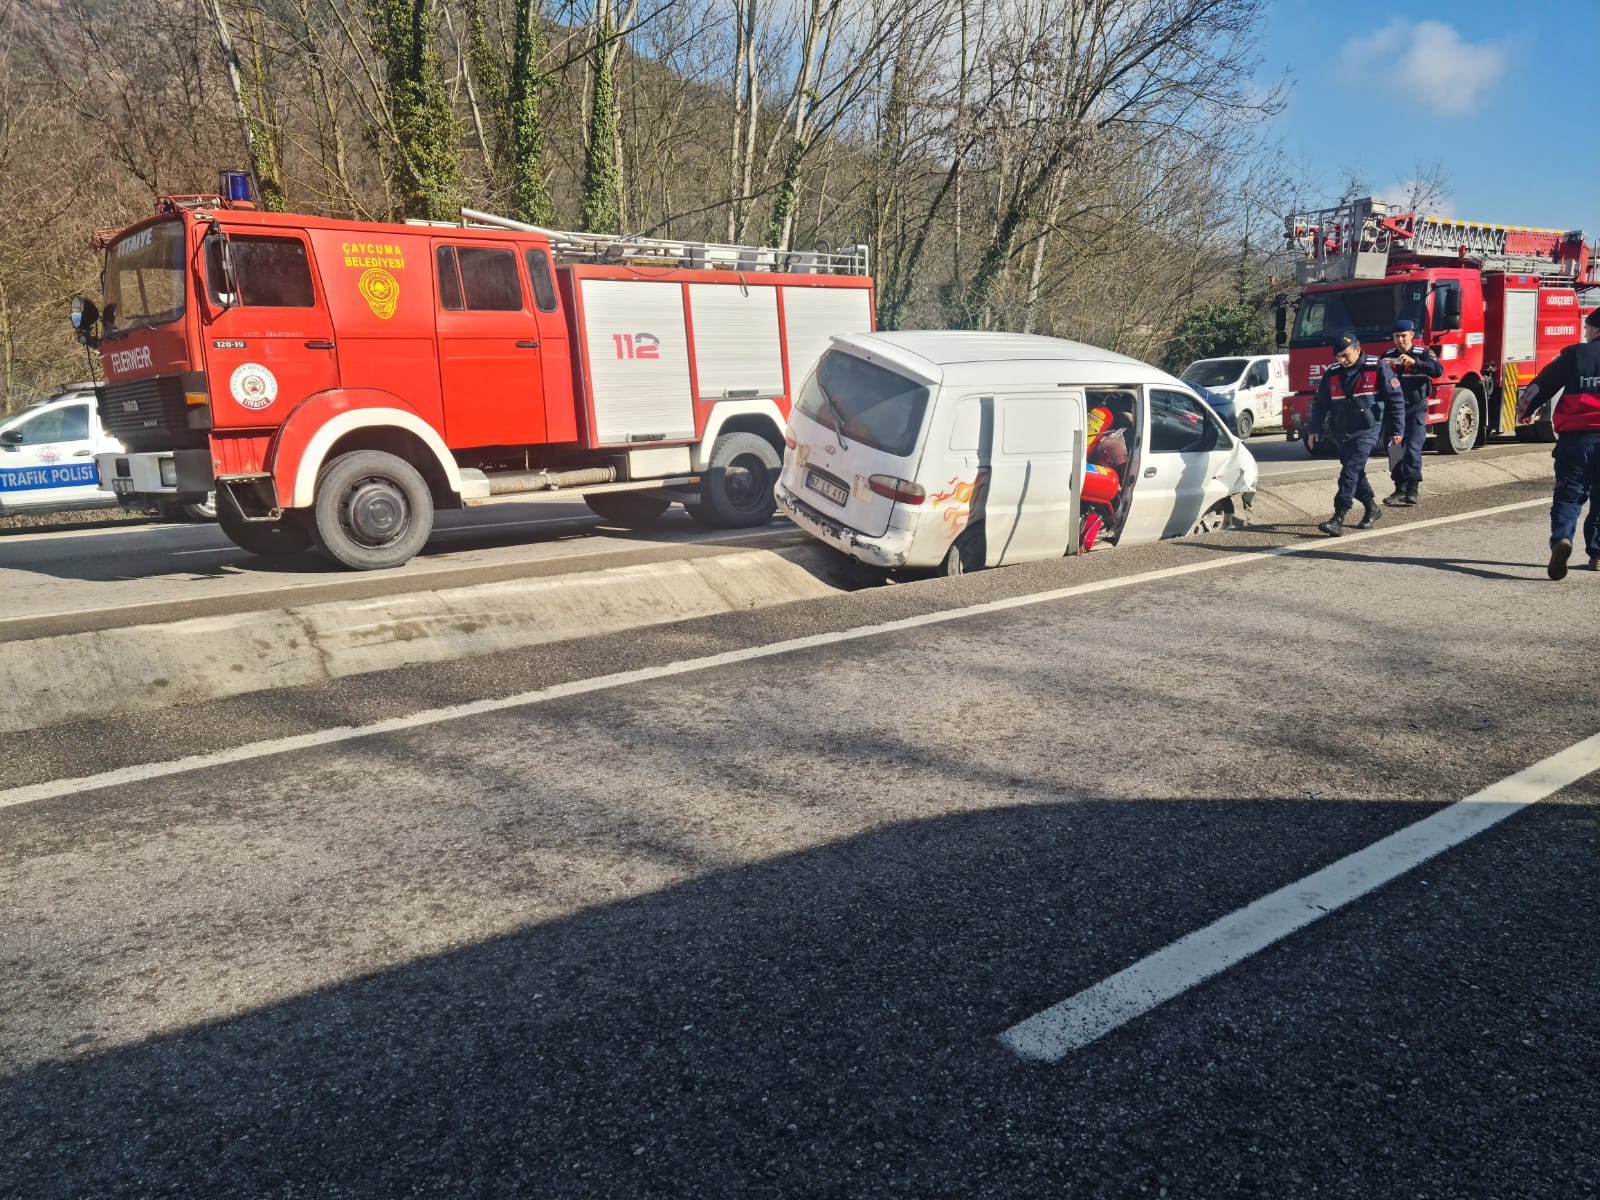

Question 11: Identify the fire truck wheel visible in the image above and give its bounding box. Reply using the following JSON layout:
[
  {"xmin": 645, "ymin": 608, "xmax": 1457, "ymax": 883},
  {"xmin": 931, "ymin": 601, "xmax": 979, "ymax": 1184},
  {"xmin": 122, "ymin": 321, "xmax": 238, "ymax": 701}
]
[
  {"xmin": 583, "ymin": 492, "xmax": 671, "ymax": 527},
  {"xmin": 698, "ymin": 432, "xmax": 780, "ymax": 528},
  {"xmin": 312, "ymin": 450, "xmax": 435, "ymax": 570},
  {"xmin": 1435, "ymin": 387, "xmax": 1479, "ymax": 455},
  {"xmin": 217, "ymin": 494, "xmax": 313, "ymax": 558}
]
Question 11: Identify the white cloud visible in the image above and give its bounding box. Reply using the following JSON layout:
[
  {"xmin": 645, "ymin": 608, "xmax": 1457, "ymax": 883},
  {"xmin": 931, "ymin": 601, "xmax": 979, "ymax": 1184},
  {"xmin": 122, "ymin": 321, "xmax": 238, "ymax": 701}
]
[{"xmin": 1337, "ymin": 20, "xmax": 1507, "ymax": 116}]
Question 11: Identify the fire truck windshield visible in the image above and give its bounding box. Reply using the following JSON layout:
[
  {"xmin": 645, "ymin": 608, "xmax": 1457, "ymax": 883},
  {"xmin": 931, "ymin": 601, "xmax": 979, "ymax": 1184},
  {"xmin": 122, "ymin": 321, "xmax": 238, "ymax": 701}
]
[
  {"xmin": 103, "ymin": 219, "xmax": 186, "ymax": 336},
  {"xmin": 1290, "ymin": 279, "xmax": 1429, "ymax": 348}
]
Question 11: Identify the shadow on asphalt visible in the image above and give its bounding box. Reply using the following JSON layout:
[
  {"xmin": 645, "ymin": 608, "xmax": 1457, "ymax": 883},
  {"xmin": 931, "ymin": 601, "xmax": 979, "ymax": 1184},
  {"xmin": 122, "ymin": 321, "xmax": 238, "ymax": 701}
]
[{"xmin": 3, "ymin": 791, "xmax": 1596, "ymax": 1198}]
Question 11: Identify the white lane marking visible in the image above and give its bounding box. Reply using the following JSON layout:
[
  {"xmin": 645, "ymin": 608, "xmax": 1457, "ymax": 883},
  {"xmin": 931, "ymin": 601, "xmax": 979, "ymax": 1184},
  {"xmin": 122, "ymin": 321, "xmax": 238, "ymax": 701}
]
[
  {"xmin": 172, "ymin": 547, "xmax": 236, "ymax": 556},
  {"xmin": 999, "ymin": 730, "xmax": 1600, "ymax": 1061},
  {"xmin": 0, "ymin": 498, "xmax": 1547, "ymax": 811}
]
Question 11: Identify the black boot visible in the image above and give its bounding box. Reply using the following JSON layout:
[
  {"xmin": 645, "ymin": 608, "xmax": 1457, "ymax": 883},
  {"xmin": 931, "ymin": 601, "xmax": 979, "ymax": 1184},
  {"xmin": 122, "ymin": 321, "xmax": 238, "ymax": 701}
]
[
  {"xmin": 1404, "ymin": 481, "xmax": 1419, "ymax": 505},
  {"xmin": 1382, "ymin": 483, "xmax": 1408, "ymax": 507},
  {"xmin": 1356, "ymin": 499, "xmax": 1383, "ymax": 529},
  {"xmin": 1549, "ymin": 538, "xmax": 1572, "ymax": 581},
  {"xmin": 1318, "ymin": 508, "xmax": 1350, "ymax": 537}
]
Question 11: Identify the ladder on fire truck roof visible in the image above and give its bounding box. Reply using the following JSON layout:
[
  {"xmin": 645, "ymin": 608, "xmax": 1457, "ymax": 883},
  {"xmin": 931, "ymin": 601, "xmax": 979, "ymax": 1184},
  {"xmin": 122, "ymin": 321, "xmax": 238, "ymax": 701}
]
[
  {"xmin": 404, "ymin": 207, "xmax": 870, "ymax": 276},
  {"xmin": 1284, "ymin": 196, "xmax": 1594, "ymax": 285}
]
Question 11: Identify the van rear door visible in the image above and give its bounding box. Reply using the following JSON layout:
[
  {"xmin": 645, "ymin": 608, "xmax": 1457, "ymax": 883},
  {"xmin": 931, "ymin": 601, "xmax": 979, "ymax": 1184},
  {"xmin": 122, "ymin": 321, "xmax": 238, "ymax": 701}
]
[
  {"xmin": 781, "ymin": 349, "xmax": 932, "ymax": 538},
  {"xmin": 984, "ymin": 391, "xmax": 1082, "ymax": 565}
]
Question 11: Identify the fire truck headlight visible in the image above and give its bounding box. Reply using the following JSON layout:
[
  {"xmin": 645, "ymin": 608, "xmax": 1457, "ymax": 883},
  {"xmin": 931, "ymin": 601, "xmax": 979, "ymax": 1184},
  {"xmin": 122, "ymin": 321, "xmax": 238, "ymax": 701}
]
[{"xmin": 159, "ymin": 458, "xmax": 178, "ymax": 487}]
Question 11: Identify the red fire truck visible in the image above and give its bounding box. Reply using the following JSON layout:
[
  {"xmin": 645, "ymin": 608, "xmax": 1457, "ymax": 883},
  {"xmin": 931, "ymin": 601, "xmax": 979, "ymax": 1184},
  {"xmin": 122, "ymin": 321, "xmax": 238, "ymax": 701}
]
[
  {"xmin": 70, "ymin": 181, "xmax": 873, "ymax": 569},
  {"xmin": 1276, "ymin": 197, "xmax": 1599, "ymax": 456}
]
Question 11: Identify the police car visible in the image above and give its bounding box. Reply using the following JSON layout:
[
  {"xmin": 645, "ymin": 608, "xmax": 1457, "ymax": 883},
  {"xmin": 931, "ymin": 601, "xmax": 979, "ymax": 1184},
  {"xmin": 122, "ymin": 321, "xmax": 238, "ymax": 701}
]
[{"xmin": 0, "ymin": 384, "xmax": 122, "ymax": 516}]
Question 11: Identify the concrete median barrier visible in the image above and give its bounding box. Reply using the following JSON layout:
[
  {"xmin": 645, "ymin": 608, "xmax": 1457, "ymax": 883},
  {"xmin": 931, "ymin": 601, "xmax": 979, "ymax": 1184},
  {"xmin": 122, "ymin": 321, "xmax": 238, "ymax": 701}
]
[
  {"xmin": 0, "ymin": 544, "xmax": 859, "ymax": 733},
  {"xmin": 1241, "ymin": 446, "xmax": 1553, "ymax": 525}
]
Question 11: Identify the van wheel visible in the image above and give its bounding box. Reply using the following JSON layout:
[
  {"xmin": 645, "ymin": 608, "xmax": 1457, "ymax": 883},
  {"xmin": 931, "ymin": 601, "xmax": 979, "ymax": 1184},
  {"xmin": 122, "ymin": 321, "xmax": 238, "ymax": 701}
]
[
  {"xmin": 1234, "ymin": 409, "xmax": 1254, "ymax": 439},
  {"xmin": 697, "ymin": 432, "xmax": 780, "ymax": 528},
  {"xmin": 584, "ymin": 492, "xmax": 670, "ymax": 527},
  {"xmin": 312, "ymin": 450, "xmax": 434, "ymax": 570},
  {"xmin": 1188, "ymin": 500, "xmax": 1233, "ymax": 536},
  {"xmin": 1436, "ymin": 387, "xmax": 1479, "ymax": 455},
  {"xmin": 217, "ymin": 490, "xmax": 313, "ymax": 557},
  {"xmin": 939, "ymin": 525, "xmax": 984, "ymax": 576}
]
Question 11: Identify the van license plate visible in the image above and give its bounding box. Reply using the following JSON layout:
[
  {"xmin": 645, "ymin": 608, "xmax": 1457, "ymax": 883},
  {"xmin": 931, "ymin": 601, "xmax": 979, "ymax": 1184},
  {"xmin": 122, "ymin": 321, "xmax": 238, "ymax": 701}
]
[
  {"xmin": 804, "ymin": 470, "xmax": 848, "ymax": 507},
  {"xmin": 111, "ymin": 478, "xmax": 135, "ymax": 496}
]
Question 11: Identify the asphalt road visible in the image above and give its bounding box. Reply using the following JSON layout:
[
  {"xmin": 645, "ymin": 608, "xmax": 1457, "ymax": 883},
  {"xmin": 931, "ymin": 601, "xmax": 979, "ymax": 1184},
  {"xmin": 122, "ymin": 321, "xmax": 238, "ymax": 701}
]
[{"xmin": 2, "ymin": 475, "xmax": 1595, "ymax": 1198}]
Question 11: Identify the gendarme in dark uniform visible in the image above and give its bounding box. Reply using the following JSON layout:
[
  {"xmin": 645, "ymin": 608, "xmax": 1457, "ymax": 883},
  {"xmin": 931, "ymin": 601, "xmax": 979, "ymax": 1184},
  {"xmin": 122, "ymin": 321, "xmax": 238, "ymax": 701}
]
[
  {"xmin": 1307, "ymin": 330, "xmax": 1404, "ymax": 536},
  {"xmin": 1516, "ymin": 306, "xmax": 1600, "ymax": 579},
  {"xmin": 1379, "ymin": 318, "xmax": 1443, "ymax": 506}
]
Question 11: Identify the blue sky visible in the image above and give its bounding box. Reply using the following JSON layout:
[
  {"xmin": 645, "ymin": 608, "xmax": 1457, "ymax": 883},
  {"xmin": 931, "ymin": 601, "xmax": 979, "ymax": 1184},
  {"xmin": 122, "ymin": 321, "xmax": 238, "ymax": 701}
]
[{"xmin": 1253, "ymin": 0, "xmax": 1597, "ymax": 234}]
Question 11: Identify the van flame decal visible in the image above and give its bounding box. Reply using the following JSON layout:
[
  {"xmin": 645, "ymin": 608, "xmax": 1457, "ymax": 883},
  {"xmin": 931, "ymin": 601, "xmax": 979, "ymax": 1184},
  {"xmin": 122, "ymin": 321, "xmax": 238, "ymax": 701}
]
[{"xmin": 930, "ymin": 472, "xmax": 986, "ymax": 531}]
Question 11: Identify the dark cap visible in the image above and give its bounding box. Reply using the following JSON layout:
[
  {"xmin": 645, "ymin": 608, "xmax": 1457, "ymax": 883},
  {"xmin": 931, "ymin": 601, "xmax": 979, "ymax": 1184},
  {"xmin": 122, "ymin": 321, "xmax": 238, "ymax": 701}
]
[
  {"xmin": 1332, "ymin": 332, "xmax": 1362, "ymax": 354},
  {"xmin": 1392, "ymin": 319, "xmax": 1415, "ymax": 334},
  {"xmin": 1587, "ymin": 308, "xmax": 1600, "ymax": 329}
]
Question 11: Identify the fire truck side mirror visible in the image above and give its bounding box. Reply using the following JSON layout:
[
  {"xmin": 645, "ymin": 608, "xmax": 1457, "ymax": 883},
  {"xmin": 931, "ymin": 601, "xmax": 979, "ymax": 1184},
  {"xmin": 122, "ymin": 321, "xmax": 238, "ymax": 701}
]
[
  {"xmin": 1434, "ymin": 283, "xmax": 1462, "ymax": 332},
  {"xmin": 69, "ymin": 295, "xmax": 100, "ymax": 347},
  {"xmin": 1273, "ymin": 303, "xmax": 1288, "ymax": 347}
]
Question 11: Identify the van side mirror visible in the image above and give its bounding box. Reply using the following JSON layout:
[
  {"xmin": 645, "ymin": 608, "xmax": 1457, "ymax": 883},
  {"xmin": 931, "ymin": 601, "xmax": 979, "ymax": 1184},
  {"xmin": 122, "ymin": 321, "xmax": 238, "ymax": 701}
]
[{"xmin": 69, "ymin": 295, "xmax": 100, "ymax": 347}]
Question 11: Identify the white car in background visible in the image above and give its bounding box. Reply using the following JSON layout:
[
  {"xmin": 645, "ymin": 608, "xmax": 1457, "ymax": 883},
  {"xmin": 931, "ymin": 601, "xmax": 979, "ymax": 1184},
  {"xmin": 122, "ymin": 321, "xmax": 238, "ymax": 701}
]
[
  {"xmin": 1180, "ymin": 354, "xmax": 1289, "ymax": 438},
  {"xmin": 0, "ymin": 385, "xmax": 215, "ymax": 520},
  {"xmin": 0, "ymin": 384, "xmax": 120, "ymax": 516}
]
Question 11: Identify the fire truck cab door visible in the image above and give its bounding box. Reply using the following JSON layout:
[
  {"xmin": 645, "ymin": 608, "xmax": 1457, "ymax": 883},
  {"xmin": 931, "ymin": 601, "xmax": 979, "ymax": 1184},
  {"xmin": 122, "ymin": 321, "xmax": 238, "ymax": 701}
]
[
  {"xmin": 1117, "ymin": 386, "xmax": 1238, "ymax": 543},
  {"xmin": 202, "ymin": 230, "xmax": 340, "ymax": 423},
  {"xmin": 433, "ymin": 242, "xmax": 547, "ymax": 449}
]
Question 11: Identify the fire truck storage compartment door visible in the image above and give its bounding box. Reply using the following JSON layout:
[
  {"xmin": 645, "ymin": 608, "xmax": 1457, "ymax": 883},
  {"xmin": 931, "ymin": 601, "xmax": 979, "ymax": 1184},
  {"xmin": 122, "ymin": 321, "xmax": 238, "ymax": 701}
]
[
  {"xmin": 780, "ymin": 286, "xmax": 874, "ymax": 393},
  {"xmin": 1503, "ymin": 289, "xmax": 1537, "ymax": 363},
  {"xmin": 686, "ymin": 283, "xmax": 783, "ymax": 399},
  {"xmin": 580, "ymin": 278, "xmax": 694, "ymax": 445}
]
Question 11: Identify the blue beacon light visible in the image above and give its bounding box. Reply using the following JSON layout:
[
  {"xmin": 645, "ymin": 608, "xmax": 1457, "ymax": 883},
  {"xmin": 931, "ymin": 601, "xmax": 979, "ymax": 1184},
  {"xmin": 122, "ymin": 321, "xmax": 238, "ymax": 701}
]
[{"xmin": 220, "ymin": 170, "xmax": 253, "ymax": 203}]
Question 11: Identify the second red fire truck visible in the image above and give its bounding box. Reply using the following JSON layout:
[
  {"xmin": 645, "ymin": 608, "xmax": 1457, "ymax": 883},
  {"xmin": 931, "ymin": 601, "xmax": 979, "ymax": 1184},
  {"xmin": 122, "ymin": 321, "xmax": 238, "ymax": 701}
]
[
  {"xmin": 1276, "ymin": 197, "xmax": 1599, "ymax": 455},
  {"xmin": 71, "ymin": 177, "xmax": 874, "ymax": 569}
]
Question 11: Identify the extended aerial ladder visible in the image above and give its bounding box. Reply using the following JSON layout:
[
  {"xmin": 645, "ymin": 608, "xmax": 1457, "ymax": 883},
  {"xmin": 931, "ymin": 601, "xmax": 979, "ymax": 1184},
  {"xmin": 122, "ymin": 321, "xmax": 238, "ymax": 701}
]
[{"xmin": 1284, "ymin": 196, "xmax": 1594, "ymax": 285}]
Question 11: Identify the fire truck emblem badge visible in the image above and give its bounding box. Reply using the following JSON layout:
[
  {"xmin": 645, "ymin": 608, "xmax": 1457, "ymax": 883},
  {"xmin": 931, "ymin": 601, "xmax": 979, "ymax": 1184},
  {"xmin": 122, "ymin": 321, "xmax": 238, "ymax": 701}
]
[
  {"xmin": 230, "ymin": 363, "xmax": 279, "ymax": 411},
  {"xmin": 358, "ymin": 268, "xmax": 399, "ymax": 320}
]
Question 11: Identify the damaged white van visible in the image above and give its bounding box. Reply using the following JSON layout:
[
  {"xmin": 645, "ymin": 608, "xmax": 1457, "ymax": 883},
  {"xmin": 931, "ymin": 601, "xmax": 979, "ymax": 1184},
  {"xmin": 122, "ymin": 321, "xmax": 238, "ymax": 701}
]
[{"xmin": 775, "ymin": 331, "xmax": 1258, "ymax": 574}]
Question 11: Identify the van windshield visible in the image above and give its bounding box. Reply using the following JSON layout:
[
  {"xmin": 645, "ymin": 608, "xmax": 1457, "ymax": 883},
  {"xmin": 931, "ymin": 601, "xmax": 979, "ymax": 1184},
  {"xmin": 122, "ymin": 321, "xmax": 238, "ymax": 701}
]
[
  {"xmin": 1181, "ymin": 359, "xmax": 1247, "ymax": 388},
  {"xmin": 795, "ymin": 350, "xmax": 930, "ymax": 458}
]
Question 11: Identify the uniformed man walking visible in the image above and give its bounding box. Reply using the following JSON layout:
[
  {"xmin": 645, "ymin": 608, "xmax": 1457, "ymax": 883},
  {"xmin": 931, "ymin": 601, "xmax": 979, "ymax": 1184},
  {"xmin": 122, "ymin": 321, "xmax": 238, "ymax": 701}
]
[
  {"xmin": 1380, "ymin": 319, "xmax": 1443, "ymax": 506},
  {"xmin": 1516, "ymin": 306, "xmax": 1600, "ymax": 579},
  {"xmin": 1306, "ymin": 331, "xmax": 1404, "ymax": 536}
]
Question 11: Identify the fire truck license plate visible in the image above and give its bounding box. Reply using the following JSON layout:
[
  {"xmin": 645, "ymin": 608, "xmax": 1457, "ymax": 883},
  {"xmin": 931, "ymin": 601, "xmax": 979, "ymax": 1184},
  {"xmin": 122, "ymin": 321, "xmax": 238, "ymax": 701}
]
[{"xmin": 804, "ymin": 470, "xmax": 848, "ymax": 507}]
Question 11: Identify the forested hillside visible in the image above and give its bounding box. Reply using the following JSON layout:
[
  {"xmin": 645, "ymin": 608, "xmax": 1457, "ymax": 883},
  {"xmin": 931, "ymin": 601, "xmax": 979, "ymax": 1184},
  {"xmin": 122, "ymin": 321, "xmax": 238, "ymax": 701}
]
[{"xmin": 1, "ymin": 0, "xmax": 1292, "ymax": 408}]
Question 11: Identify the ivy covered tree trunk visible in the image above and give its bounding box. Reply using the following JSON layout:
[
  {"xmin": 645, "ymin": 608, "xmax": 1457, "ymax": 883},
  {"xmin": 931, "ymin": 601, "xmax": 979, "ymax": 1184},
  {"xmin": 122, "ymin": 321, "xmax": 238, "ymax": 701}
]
[
  {"xmin": 764, "ymin": 137, "xmax": 805, "ymax": 250},
  {"xmin": 579, "ymin": 19, "xmax": 622, "ymax": 234},
  {"xmin": 509, "ymin": 0, "xmax": 553, "ymax": 226},
  {"xmin": 371, "ymin": 0, "xmax": 463, "ymax": 222}
]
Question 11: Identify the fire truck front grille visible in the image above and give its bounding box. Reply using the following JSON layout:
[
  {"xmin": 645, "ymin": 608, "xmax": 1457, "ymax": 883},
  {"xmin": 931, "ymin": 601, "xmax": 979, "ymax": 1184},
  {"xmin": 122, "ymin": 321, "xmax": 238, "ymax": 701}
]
[{"xmin": 98, "ymin": 376, "xmax": 209, "ymax": 452}]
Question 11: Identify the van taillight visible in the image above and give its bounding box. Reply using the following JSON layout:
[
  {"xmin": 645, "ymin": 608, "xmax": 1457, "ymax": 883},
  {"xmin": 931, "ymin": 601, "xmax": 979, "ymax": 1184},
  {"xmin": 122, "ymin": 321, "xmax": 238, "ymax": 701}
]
[
  {"xmin": 868, "ymin": 474, "xmax": 925, "ymax": 504},
  {"xmin": 783, "ymin": 428, "xmax": 797, "ymax": 448}
]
